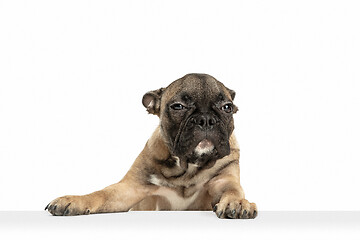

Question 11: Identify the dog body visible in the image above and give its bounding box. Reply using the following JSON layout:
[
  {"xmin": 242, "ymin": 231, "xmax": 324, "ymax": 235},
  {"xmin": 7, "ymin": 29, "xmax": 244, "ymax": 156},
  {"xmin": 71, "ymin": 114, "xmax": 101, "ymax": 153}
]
[{"xmin": 46, "ymin": 74, "xmax": 257, "ymax": 219}]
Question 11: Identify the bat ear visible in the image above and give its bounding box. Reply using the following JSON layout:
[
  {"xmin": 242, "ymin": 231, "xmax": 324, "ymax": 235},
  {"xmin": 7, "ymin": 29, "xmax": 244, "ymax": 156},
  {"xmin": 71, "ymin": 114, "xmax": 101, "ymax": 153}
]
[
  {"xmin": 226, "ymin": 87, "xmax": 236, "ymax": 101},
  {"xmin": 142, "ymin": 88, "xmax": 165, "ymax": 116}
]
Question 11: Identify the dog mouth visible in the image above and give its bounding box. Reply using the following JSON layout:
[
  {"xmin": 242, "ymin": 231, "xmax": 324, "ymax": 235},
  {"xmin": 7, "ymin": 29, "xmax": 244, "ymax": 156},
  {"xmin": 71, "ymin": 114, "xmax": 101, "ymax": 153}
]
[
  {"xmin": 172, "ymin": 123, "xmax": 231, "ymax": 168},
  {"xmin": 194, "ymin": 139, "xmax": 214, "ymax": 156},
  {"xmin": 187, "ymin": 139, "xmax": 219, "ymax": 169}
]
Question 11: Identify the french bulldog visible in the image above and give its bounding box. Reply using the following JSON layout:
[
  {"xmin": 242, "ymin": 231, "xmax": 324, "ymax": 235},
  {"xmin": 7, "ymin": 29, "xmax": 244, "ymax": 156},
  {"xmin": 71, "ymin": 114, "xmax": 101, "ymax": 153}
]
[{"xmin": 45, "ymin": 73, "xmax": 257, "ymax": 219}]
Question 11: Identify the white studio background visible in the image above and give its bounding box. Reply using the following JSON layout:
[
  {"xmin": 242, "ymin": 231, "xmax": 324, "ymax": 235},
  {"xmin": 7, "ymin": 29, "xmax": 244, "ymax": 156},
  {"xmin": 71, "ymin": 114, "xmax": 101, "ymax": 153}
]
[{"xmin": 0, "ymin": 0, "xmax": 359, "ymax": 211}]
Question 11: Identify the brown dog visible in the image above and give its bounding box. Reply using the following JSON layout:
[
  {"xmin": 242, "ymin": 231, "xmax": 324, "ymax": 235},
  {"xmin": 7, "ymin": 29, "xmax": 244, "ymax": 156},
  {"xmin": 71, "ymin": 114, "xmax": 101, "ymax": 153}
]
[{"xmin": 45, "ymin": 73, "xmax": 257, "ymax": 219}]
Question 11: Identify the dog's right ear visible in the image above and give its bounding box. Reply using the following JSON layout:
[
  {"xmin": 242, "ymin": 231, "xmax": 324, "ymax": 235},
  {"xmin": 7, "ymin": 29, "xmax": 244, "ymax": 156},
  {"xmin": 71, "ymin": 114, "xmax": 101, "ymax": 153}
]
[{"xmin": 142, "ymin": 88, "xmax": 165, "ymax": 116}]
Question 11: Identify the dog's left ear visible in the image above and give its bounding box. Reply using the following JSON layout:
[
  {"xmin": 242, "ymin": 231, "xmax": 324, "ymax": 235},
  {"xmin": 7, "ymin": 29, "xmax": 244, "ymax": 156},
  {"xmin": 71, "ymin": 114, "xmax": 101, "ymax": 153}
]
[
  {"xmin": 142, "ymin": 88, "xmax": 165, "ymax": 116},
  {"xmin": 226, "ymin": 87, "xmax": 236, "ymax": 101}
]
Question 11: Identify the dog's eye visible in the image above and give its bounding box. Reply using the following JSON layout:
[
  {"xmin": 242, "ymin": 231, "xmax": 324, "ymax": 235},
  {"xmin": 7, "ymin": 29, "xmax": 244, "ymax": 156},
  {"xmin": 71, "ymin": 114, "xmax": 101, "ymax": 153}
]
[
  {"xmin": 171, "ymin": 103, "xmax": 185, "ymax": 110},
  {"xmin": 221, "ymin": 103, "xmax": 233, "ymax": 113}
]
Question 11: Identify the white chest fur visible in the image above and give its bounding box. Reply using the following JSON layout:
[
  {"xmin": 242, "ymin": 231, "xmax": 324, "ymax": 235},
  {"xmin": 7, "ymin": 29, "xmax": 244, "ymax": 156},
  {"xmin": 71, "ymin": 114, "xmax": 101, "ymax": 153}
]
[
  {"xmin": 149, "ymin": 165, "xmax": 204, "ymax": 210},
  {"xmin": 153, "ymin": 187, "xmax": 200, "ymax": 210}
]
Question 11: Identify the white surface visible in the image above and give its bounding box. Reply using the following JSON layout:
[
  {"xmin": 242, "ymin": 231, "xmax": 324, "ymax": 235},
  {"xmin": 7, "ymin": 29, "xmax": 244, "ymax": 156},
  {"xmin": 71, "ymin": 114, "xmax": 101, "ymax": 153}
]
[
  {"xmin": 0, "ymin": 211, "xmax": 359, "ymax": 240},
  {"xmin": 1, "ymin": 0, "xmax": 360, "ymax": 211}
]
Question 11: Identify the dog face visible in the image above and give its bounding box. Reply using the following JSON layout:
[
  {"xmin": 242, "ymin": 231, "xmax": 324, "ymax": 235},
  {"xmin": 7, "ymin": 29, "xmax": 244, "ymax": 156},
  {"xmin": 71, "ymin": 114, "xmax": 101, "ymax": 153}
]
[{"xmin": 142, "ymin": 73, "xmax": 237, "ymax": 168}]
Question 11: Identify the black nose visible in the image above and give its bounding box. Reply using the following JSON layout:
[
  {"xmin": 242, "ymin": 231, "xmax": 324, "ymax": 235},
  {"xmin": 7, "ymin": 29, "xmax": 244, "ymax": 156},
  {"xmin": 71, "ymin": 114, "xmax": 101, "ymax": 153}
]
[{"xmin": 195, "ymin": 114, "xmax": 217, "ymax": 130}]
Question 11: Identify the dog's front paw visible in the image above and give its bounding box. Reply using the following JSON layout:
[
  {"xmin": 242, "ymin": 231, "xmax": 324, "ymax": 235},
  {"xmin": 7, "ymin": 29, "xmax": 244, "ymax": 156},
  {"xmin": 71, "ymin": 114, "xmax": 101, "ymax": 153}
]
[
  {"xmin": 45, "ymin": 195, "xmax": 92, "ymax": 216},
  {"xmin": 213, "ymin": 198, "xmax": 257, "ymax": 219}
]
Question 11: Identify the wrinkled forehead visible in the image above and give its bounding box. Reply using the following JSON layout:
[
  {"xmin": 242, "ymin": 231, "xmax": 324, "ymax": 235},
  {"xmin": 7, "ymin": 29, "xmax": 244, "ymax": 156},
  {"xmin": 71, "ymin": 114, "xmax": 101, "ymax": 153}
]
[{"xmin": 162, "ymin": 74, "xmax": 231, "ymax": 103}]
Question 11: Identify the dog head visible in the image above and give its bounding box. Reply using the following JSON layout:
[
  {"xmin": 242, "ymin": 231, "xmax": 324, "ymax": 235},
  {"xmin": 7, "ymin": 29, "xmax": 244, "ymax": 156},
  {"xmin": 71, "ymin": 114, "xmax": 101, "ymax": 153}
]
[{"xmin": 142, "ymin": 73, "xmax": 237, "ymax": 168}]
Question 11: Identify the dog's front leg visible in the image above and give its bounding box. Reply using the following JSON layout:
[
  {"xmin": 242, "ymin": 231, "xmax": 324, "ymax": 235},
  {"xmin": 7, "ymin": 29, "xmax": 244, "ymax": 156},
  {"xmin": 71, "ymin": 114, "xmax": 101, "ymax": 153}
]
[
  {"xmin": 46, "ymin": 177, "xmax": 152, "ymax": 216},
  {"xmin": 207, "ymin": 164, "xmax": 257, "ymax": 219}
]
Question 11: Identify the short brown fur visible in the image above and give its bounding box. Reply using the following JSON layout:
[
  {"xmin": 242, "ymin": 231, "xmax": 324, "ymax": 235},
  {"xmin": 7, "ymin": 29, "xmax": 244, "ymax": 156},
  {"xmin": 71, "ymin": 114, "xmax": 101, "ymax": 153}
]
[{"xmin": 46, "ymin": 73, "xmax": 257, "ymax": 219}]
